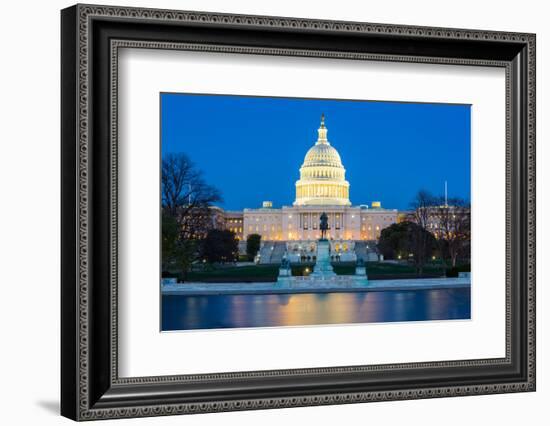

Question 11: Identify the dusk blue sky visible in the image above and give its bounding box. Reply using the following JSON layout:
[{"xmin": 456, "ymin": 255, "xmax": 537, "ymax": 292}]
[{"xmin": 161, "ymin": 93, "xmax": 471, "ymax": 211}]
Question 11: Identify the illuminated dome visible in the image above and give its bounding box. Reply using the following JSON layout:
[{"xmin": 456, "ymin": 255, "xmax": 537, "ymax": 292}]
[
  {"xmin": 294, "ymin": 115, "xmax": 351, "ymax": 206},
  {"xmin": 303, "ymin": 140, "xmax": 343, "ymax": 168}
]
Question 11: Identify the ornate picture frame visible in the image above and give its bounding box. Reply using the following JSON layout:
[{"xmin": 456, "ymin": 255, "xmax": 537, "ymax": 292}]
[{"xmin": 61, "ymin": 4, "xmax": 535, "ymax": 421}]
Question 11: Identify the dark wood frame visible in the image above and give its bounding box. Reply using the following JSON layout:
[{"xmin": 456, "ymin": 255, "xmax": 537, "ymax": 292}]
[{"xmin": 61, "ymin": 4, "xmax": 536, "ymax": 421}]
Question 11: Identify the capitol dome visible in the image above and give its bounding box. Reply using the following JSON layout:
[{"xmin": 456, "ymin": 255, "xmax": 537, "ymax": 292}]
[
  {"xmin": 294, "ymin": 115, "xmax": 351, "ymax": 206},
  {"xmin": 303, "ymin": 141, "xmax": 343, "ymax": 168}
]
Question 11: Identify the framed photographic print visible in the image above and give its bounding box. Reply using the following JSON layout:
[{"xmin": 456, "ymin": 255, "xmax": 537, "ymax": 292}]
[{"xmin": 61, "ymin": 4, "xmax": 536, "ymax": 421}]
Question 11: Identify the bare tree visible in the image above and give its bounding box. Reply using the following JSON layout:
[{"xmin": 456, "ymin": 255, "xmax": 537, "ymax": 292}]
[
  {"xmin": 162, "ymin": 152, "xmax": 221, "ymax": 239},
  {"xmin": 161, "ymin": 153, "xmax": 221, "ymax": 279},
  {"xmin": 410, "ymin": 190, "xmax": 437, "ymax": 275},
  {"xmin": 162, "ymin": 152, "xmax": 196, "ymax": 216},
  {"xmin": 432, "ymin": 198, "xmax": 470, "ymax": 267}
]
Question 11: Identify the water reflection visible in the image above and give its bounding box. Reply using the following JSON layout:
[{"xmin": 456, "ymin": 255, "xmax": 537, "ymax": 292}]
[{"xmin": 162, "ymin": 288, "xmax": 471, "ymax": 331}]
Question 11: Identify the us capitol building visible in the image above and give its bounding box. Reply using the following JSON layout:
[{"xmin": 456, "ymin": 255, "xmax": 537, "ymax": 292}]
[{"xmin": 219, "ymin": 115, "xmax": 399, "ymax": 263}]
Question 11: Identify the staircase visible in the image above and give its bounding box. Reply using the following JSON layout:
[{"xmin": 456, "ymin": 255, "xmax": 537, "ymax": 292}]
[
  {"xmin": 258, "ymin": 242, "xmax": 286, "ymax": 264},
  {"xmin": 270, "ymin": 242, "xmax": 286, "ymax": 264},
  {"xmin": 258, "ymin": 242, "xmax": 274, "ymax": 264}
]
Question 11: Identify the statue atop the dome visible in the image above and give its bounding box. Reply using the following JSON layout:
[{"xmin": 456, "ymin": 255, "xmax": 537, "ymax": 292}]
[
  {"xmin": 319, "ymin": 212, "xmax": 329, "ymax": 240},
  {"xmin": 320, "ymin": 113, "xmax": 325, "ymax": 127}
]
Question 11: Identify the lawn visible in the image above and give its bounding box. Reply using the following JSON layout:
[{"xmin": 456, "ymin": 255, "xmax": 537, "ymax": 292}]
[
  {"xmin": 183, "ymin": 261, "xmax": 451, "ymax": 282},
  {"xmin": 186, "ymin": 265, "xmax": 279, "ymax": 282}
]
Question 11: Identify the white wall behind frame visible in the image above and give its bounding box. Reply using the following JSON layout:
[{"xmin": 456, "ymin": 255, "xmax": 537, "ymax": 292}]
[
  {"xmin": 118, "ymin": 48, "xmax": 506, "ymax": 378},
  {"xmin": 1, "ymin": 1, "xmax": 547, "ymax": 426}
]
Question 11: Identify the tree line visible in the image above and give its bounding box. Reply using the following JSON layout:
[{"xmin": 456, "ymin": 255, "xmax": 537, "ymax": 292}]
[
  {"xmin": 162, "ymin": 152, "xmax": 234, "ymax": 279},
  {"xmin": 377, "ymin": 190, "xmax": 471, "ymax": 275},
  {"xmin": 162, "ymin": 152, "xmax": 264, "ymax": 280}
]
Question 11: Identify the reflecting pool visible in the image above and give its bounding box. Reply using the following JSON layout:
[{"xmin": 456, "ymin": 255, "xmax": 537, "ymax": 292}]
[{"xmin": 161, "ymin": 288, "xmax": 470, "ymax": 331}]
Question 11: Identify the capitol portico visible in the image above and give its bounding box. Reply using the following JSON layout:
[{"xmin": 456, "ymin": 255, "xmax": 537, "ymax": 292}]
[{"xmin": 222, "ymin": 114, "xmax": 399, "ymax": 262}]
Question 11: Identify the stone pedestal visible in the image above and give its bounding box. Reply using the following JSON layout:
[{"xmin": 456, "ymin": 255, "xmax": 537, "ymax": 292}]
[
  {"xmin": 355, "ymin": 266, "xmax": 367, "ymax": 276},
  {"xmin": 278, "ymin": 267, "xmax": 291, "ymax": 277},
  {"xmin": 354, "ymin": 256, "xmax": 368, "ymax": 283},
  {"xmin": 276, "ymin": 240, "xmax": 368, "ymax": 288},
  {"xmin": 311, "ymin": 239, "xmax": 336, "ymax": 277},
  {"xmin": 276, "ymin": 255, "xmax": 292, "ymax": 286}
]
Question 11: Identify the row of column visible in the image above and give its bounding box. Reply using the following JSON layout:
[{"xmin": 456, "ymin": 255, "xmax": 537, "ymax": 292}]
[
  {"xmin": 303, "ymin": 169, "xmax": 341, "ymax": 179},
  {"xmin": 299, "ymin": 212, "xmax": 342, "ymax": 230}
]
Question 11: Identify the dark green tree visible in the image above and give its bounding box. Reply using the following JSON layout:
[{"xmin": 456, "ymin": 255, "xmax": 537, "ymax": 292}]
[
  {"xmin": 377, "ymin": 220, "xmax": 437, "ymax": 275},
  {"xmin": 162, "ymin": 213, "xmax": 200, "ymax": 281},
  {"xmin": 246, "ymin": 234, "xmax": 261, "ymax": 261},
  {"xmin": 377, "ymin": 222, "xmax": 412, "ymax": 260},
  {"xmin": 176, "ymin": 240, "xmax": 200, "ymax": 281},
  {"xmin": 201, "ymin": 229, "xmax": 238, "ymax": 264},
  {"xmin": 161, "ymin": 213, "xmax": 180, "ymax": 273}
]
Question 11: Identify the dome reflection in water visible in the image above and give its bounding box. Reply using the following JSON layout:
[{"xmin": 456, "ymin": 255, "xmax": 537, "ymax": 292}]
[{"xmin": 161, "ymin": 288, "xmax": 470, "ymax": 331}]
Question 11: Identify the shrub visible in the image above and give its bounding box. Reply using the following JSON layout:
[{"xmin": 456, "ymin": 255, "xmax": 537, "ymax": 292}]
[
  {"xmin": 445, "ymin": 267, "xmax": 459, "ymax": 278},
  {"xmin": 246, "ymin": 234, "xmax": 261, "ymax": 261}
]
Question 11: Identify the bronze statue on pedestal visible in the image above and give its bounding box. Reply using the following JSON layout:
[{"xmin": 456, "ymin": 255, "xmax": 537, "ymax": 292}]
[{"xmin": 320, "ymin": 212, "xmax": 328, "ymax": 240}]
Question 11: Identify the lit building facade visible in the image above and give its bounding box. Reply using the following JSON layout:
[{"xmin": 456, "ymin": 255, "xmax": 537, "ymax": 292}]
[
  {"xmin": 223, "ymin": 211, "xmax": 244, "ymax": 240},
  {"xmin": 243, "ymin": 205, "xmax": 397, "ymax": 242}
]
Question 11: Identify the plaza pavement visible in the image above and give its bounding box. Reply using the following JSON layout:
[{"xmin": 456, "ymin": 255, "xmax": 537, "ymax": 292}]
[{"xmin": 161, "ymin": 277, "xmax": 470, "ymax": 296}]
